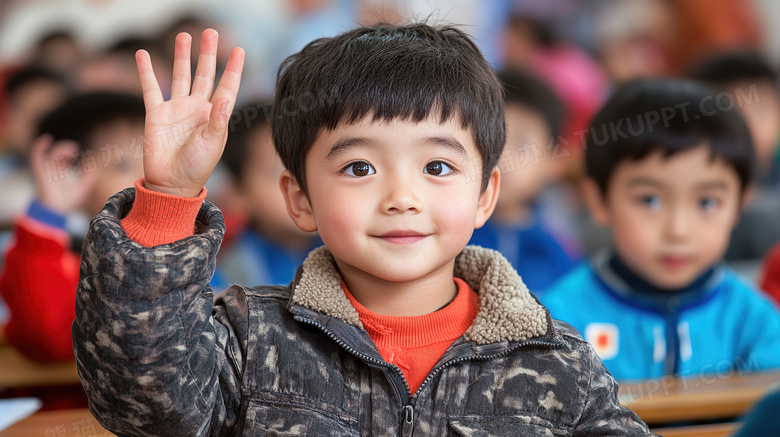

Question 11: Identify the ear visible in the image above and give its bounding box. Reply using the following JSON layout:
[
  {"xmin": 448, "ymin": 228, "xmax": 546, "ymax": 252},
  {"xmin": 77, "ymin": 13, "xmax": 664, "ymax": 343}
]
[
  {"xmin": 581, "ymin": 178, "xmax": 612, "ymax": 226},
  {"xmin": 280, "ymin": 170, "xmax": 317, "ymax": 232},
  {"xmin": 474, "ymin": 167, "xmax": 501, "ymax": 229}
]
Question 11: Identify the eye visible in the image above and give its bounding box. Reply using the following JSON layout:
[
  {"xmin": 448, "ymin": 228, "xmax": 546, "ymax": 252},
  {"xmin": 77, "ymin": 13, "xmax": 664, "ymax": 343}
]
[
  {"xmin": 639, "ymin": 195, "xmax": 662, "ymax": 211},
  {"xmin": 423, "ymin": 160, "xmax": 454, "ymax": 176},
  {"xmin": 700, "ymin": 197, "xmax": 719, "ymax": 212},
  {"xmin": 342, "ymin": 161, "xmax": 375, "ymax": 177}
]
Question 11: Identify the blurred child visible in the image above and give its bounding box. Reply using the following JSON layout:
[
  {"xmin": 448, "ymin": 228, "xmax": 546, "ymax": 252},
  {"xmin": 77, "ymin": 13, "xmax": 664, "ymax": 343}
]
[
  {"xmin": 688, "ymin": 51, "xmax": 780, "ymax": 264},
  {"xmin": 0, "ymin": 67, "xmax": 68, "ymax": 226},
  {"xmin": 468, "ymin": 68, "xmax": 580, "ymax": 293},
  {"xmin": 0, "ymin": 92, "xmax": 144, "ymax": 361},
  {"xmin": 541, "ymin": 79, "xmax": 780, "ymax": 381},
  {"xmin": 215, "ymin": 99, "xmax": 320, "ymax": 287},
  {"xmin": 73, "ymin": 26, "xmax": 652, "ymax": 435}
]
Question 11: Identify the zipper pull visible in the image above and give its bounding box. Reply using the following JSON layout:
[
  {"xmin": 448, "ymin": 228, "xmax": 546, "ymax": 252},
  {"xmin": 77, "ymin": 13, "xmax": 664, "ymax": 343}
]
[{"xmin": 401, "ymin": 405, "xmax": 414, "ymax": 436}]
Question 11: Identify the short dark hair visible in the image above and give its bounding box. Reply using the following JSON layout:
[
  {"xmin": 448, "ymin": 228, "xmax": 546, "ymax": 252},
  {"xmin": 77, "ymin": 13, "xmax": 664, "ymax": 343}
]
[
  {"xmin": 584, "ymin": 78, "xmax": 754, "ymax": 195},
  {"xmin": 4, "ymin": 66, "xmax": 66, "ymax": 102},
  {"xmin": 222, "ymin": 99, "xmax": 273, "ymax": 185},
  {"xmin": 272, "ymin": 22, "xmax": 505, "ymax": 193},
  {"xmin": 497, "ymin": 68, "xmax": 565, "ymax": 140},
  {"xmin": 37, "ymin": 91, "xmax": 144, "ymax": 151},
  {"xmin": 688, "ymin": 51, "xmax": 777, "ymax": 88}
]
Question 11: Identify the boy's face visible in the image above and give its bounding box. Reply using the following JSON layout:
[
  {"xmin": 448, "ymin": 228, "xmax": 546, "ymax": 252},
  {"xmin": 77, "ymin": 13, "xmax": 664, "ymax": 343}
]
[
  {"xmin": 587, "ymin": 145, "xmax": 743, "ymax": 290},
  {"xmin": 281, "ymin": 115, "xmax": 499, "ymax": 284}
]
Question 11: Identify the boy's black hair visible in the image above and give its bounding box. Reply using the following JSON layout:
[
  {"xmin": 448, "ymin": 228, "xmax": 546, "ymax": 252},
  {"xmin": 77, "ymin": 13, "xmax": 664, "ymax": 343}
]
[
  {"xmin": 585, "ymin": 78, "xmax": 754, "ymax": 195},
  {"xmin": 687, "ymin": 51, "xmax": 778, "ymax": 88},
  {"xmin": 37, "ymin": 91, "xmax": 144, "ymax": 151},
  {"xmin": 272, "ymin": 22, "xmax": 505, "ymax": 193},
  {"xmin": 4, "ymin": 67, "xmax": 66, "ymax": 102},
  {"xmin": 497, "ymin": 68, "xmax": 565, "ymax": 140},
  {"xmin": 222, "ymin": 99, "xmax": 273, "ymax": 185}
]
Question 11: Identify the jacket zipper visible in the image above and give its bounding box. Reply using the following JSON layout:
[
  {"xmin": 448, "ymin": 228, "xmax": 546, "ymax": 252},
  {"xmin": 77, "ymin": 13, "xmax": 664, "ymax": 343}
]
[
  {"xmin": 296, "ymin": 314, "xmax": 564, "ymax": 436},
  {"xmin": 293, "ymin": 316, "xmax": 411, "ymax": 400},
  {"xmin": 410, "ymin": 339, "xmax": 564, "ymax": 403}
]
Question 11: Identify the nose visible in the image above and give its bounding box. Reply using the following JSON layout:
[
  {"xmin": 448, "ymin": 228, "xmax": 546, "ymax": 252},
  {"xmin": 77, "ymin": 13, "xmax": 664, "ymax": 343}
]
[
  {"xmin": 381, "ymin": 174, "xmax": 422, "ymax": 214},
  {"xmin": 663, "ymin": 205, "xmax": 690, "ymax": 242}
]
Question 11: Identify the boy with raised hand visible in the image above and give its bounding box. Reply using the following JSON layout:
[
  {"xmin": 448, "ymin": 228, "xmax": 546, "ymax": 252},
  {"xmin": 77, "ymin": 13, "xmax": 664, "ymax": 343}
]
[
  {"xmin": 73, "ymin": 26, "xmax": 652, "ymax": 435},
  {"xmin": 541, "ymin": 79, "xmax": 780, "ymax": 382}
]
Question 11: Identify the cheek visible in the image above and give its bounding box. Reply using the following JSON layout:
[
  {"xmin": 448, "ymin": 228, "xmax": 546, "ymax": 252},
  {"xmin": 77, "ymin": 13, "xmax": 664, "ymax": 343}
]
[
  {"xmin": 611, "ymin": 208, "xmax": 657, "ymax": 260},
  {"xmin": 433, "ymin": 188, "xmax": 480, "ymax": 244},
  {"xmin": 310, "ymin": 188, "xmax": 368, "ymax": 243}
]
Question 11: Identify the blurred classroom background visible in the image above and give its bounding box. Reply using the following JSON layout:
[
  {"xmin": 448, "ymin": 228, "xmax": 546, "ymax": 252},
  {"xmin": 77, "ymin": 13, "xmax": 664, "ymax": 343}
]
[{"xmin": 0, "ymin": 0, "xmax": 779, "ymax": 436}]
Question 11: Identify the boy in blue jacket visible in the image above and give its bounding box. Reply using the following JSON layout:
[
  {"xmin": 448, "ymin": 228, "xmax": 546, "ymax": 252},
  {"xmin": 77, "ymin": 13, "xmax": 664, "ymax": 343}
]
[
  {"xmin": 72, "ymin": 25, "xmax": 653, "ymax": 435},
  {"xmin": 541, "ymin": 79, "xmax": 780, "ymax": 382}
]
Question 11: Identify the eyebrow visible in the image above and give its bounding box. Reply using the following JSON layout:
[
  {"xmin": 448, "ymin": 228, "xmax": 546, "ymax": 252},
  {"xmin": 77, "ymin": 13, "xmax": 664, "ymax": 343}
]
[
  {"xmin": 325, "ymin": 135, "xmax": 470, "ymax": 160},
  {"xmin": 694, "ymin": 181, "xmax": 730, "ymax": 191},
  {"xmin": 626, "ymin": 177, "xmax": 665, "ymax": 189},
  {"xmin": 325, "ymin": 137, "xmax": 377, "ymax": 160},
  {"xmin": 626, "ymin": 177, "xmax": 730, "ymax": 191},
  {"xmin": 421, "ymin": 135, "xmax": 469, "ymax": 159}
]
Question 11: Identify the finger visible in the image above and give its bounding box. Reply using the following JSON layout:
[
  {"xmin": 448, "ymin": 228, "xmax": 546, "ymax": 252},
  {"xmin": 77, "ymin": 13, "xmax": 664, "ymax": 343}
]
[
  {"xmin": 206, "ymin": 97, "xmax": 230, "ymax": 144},
  {"xmin": 136, "ymin": 50, "xmax": 164, "ymax": 110},
  {"xmin": 191, "ymin": 29, "xmax": 219, "ymax": 99},
  {"xmin": 170, "ymin": 32, "xmax": 193, "ymax": 98},
  {"xmin": 210, "ymin": 47, "xmax": 245, "ymax": 117},
  {"xmin": 48, "ymin": 140, "xmax": 80, "ymax": 164}
]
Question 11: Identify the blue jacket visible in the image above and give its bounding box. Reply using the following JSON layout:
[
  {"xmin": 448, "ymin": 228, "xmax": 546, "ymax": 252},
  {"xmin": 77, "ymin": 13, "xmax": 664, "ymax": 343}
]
[
  {"xmin": 540, "ymin": 251, "xmax": 780, "ymax": 381},
  {"xmin": 469, "ymin": 217, "xmax": 577, "ymax": 294}
]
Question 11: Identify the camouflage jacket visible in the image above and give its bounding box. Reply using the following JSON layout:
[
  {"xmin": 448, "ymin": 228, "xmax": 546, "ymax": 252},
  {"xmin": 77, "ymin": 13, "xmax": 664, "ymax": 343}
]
[{"xmin": 73, "ymin": 188, "xmax": 655, "ymax": 436}]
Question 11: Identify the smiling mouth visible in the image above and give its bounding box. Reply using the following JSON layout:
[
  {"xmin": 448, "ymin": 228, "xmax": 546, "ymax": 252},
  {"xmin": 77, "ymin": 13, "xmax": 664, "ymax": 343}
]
[{"xmin": 375, "ymin": 231, "xmax": 429, "ymax": 244}]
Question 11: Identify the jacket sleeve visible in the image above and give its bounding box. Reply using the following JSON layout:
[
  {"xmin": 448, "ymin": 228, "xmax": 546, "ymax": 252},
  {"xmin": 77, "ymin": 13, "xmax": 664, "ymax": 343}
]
[
  {"xmin": 0, "ymin": 216, "xmax": 79, "ymax": 362},
  {"xmin": 72, "ymin": 187, "xmax": 244, "ymax": 437},
  {"xmin": 573, "ymin": 345, "xmax": 658, "ymax": 436}
]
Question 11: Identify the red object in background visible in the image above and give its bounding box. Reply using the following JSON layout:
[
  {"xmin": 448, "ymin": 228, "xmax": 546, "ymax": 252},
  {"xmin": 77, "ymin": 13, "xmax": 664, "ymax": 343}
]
[
  {"xmin": 670, "ymin": 0, "xmax": 762, "ymax": 72},
  {"xmin": 0, "ymin": 217, "xmax": 78, "ymax": 362},
  {"xmin": 761, "ymin": 243, "xmax": 780, "ymax": 307}
]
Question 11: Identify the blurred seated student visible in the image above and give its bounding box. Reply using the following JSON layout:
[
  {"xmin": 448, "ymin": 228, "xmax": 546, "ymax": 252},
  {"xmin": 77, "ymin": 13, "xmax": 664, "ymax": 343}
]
[
  {"xmin": 541, "ymin": 79, "xmax": 780, "ymax": 381},
  {"xmin": 468, "ymin": 69, "xmax": 581, "ymax": 294},
  {"xmin": 761, "ymin": 243, "xmax": 780, "ymax": 306},
  {"xmin": 688, "ymin": 51, "xmax": 780, "ymax": 266},
  {"xmin": 0, "ymin": 67, "xmax": 69, "ymax": 228},
  {"xmin": 212, "ymin": 100, "xmax": 321, "ymax": 288},
  {"xmin": 732, "ymin": 387, "xmax": 780, "ymax": 437},
  {"xmin": 0, "ymin": 92, "xmax": 144, "ymax": 361}
]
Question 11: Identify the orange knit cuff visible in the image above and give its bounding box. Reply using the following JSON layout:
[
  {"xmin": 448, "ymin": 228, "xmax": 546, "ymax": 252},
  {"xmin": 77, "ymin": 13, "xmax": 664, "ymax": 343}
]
[{"xmin": 121, "ymin": 178, "xmax": 207, "ymax": 247}]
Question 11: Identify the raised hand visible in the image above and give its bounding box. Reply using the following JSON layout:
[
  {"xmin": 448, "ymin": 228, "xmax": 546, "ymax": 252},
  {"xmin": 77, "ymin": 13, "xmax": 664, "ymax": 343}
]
[{"xmin": 137, "ymin": 29, "xmax": 244, "ymax": 197}]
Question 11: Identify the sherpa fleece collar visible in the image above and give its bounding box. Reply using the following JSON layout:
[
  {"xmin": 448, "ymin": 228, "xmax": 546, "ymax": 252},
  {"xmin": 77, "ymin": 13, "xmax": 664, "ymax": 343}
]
[{"xmin": 289, "ymin": 245, "xmax": 550, "ymax": 345}]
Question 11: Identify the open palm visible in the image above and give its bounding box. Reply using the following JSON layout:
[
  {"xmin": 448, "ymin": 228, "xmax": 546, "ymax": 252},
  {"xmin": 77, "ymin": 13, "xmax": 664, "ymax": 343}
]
[{"xmin": 137, "ymin": 29, "xmax": 244, "ymax": 198}]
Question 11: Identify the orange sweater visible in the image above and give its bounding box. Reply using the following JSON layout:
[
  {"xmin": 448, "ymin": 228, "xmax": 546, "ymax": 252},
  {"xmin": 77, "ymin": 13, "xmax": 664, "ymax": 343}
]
[{"xmin": 122, "ymin": 178, "xmax": 479, "ymax": 394}]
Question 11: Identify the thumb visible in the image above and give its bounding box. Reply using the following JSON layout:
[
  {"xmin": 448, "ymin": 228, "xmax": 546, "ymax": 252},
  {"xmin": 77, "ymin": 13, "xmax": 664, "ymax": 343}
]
[{"xmin": 206, "ymin": 98, "xmax": 230, "ymax": 141}]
